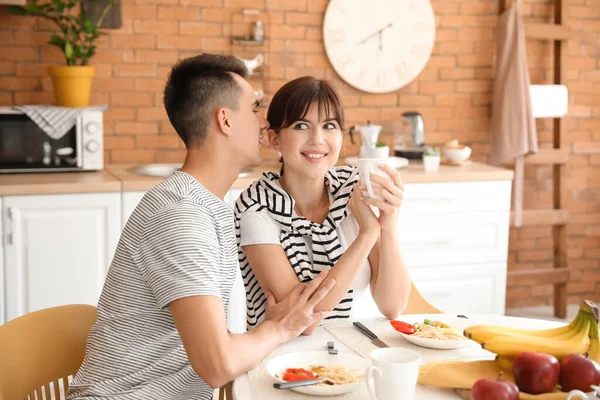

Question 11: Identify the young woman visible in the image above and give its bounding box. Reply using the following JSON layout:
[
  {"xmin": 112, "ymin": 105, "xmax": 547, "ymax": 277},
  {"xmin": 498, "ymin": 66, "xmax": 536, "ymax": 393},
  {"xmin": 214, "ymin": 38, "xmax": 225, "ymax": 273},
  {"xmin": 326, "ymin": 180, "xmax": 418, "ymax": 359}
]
[{"xmin": 234, "ymin": 76, "xmax": 411, "ymax": 334}]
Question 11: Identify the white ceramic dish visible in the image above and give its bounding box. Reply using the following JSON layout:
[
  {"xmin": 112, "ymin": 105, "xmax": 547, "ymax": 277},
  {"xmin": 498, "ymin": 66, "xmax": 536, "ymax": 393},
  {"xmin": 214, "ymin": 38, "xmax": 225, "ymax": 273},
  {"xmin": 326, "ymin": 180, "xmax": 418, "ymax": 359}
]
[
  {"xmin": 442, "ymin": 146, "xmax": 472, "ymax": 163},
  {"xmin": 266, "ymin": 350, "xmax": 369, "ymax": 396},
  {"xmin": 345, "ymin": 156, "xmax": 409, "ymax": 169},
  {"xmin": 396, "ymin": 331, "xmax": 472, "ymax": 350}
]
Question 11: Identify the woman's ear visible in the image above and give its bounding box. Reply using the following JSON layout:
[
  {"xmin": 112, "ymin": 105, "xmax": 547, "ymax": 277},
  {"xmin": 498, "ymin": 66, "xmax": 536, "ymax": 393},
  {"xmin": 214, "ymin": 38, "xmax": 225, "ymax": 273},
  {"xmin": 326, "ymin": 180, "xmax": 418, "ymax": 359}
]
[
  {"xmin": 267, "ymin": 129, "xmax": 280, "ymax": 150},
  {"xmin": 216, "ymin": 108, "xmax": 232, "ymax": 137}
]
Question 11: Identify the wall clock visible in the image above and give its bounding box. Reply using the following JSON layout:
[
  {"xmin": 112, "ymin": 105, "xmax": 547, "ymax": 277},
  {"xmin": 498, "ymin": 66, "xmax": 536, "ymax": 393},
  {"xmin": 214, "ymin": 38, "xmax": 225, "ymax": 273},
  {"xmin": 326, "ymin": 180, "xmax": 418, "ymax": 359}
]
[{"xmin": 323, "ymin": 0, "xmax": 436, "ymax": 94}]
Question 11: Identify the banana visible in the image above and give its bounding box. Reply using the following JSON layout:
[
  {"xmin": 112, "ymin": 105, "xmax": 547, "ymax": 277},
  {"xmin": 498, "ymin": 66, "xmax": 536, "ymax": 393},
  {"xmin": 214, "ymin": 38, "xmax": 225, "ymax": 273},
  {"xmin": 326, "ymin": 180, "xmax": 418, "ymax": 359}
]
[
  {"xmin": 465, "ymin": 310, "xmax": 582, "ymax": 342},
  {"xmin": 586, "ymin": 303, "xmax": 600, "ymax": 363},
  {"xmin": 482, "ymin": 314, "xmax": 592, "ymax": 360},
  {"xmin": 495, "ymin": 355, "xmax": 514, "ymax": 372},
  {"xmin": 465, "ymin": 310, "xmax": 583, "ymax": 344}
]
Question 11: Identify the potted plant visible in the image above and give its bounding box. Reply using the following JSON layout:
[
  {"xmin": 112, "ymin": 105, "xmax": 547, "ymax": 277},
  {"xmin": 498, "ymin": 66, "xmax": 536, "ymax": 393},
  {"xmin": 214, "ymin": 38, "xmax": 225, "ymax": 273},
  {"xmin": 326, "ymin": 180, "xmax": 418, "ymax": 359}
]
[
  {"xmin": 9, "ymin": 0, "xmax": 117, "ymax": 107},
  {"xmin": 422, "ymin": 146, "xmax": 441, "ymax": 172}
]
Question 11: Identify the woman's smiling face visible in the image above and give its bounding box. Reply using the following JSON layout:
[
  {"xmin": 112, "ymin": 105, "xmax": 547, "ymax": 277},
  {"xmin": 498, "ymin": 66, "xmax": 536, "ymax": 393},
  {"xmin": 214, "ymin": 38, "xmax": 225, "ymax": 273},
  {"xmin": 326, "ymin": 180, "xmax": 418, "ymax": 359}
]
[{"xmin": 269, "ymin": 102, "xmax": 343, "ymax": 179}]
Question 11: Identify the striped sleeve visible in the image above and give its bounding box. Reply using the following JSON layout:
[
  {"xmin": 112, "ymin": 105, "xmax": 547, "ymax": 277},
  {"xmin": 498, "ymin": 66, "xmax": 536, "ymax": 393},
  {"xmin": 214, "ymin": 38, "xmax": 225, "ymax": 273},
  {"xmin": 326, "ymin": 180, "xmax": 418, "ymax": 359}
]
[{"xmin": 136, "ymin": 200, "xmax": 222, "ymax": 309}]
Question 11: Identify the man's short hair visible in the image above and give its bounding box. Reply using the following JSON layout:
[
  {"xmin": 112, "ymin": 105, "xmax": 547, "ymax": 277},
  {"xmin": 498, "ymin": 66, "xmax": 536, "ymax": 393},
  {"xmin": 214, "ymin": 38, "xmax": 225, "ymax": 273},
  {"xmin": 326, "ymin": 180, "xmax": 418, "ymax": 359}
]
[{"xmin": 163, "ymin": 54, "xmax": 249, "ymax": 148}]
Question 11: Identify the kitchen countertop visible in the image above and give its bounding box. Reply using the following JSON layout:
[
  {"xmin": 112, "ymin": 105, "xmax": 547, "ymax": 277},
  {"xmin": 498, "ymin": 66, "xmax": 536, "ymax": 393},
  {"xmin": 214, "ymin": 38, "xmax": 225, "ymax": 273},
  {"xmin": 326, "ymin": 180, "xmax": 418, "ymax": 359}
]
[
  {"xmin": 0, "ymin": 161, "xmax": 514, "ymax": 196},
  {"xmin": 105, "ymin": 163, "xmax": 277, "ymax": 192},
  {"xmin": 0, "ymin": 169, "xmax": 121, "ymax": 196}
]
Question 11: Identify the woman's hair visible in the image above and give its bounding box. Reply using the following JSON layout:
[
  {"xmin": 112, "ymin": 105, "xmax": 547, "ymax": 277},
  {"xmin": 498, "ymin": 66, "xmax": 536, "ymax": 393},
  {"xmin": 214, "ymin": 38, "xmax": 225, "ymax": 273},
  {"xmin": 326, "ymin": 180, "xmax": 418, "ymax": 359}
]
[{"xmin": 266, "ymin": 76, "xmax": 344, "ymax": 175}]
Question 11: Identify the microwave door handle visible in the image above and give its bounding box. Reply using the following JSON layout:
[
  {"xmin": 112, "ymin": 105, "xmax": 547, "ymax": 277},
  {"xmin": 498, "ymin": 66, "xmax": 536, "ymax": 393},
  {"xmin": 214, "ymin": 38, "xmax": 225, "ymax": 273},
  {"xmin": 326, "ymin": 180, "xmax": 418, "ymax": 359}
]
[{"xmin": 76, "ymin": 117, "xmax": 83, "ymax": 167}]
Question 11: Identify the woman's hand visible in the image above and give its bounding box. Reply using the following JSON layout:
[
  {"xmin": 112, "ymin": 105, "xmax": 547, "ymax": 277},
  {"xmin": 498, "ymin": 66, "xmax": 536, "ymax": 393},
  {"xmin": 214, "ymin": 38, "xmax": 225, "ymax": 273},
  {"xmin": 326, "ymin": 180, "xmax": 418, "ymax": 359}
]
[
  {"xmin": 363, "ymin": 164, "xmax": 404, "ymax": 232},
  {"xmin": 348, "ymin": 183, "xmax": 380, "ymax": 238}
]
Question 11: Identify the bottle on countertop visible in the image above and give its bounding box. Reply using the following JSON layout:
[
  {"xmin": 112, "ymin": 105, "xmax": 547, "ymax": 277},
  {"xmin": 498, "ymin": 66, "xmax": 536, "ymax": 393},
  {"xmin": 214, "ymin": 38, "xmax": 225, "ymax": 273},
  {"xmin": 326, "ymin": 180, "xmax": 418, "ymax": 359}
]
[{"xmin": 253, "ymin": 21, "xmax": 264, "ymax": 42}]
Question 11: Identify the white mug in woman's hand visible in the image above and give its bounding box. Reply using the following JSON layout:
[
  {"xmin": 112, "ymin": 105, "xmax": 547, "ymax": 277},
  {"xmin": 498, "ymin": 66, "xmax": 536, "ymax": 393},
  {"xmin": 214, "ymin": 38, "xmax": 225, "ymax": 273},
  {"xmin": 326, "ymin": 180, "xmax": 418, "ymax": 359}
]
[
  {"xmin": 566, "ymin": 385, "xmax": 600, "ymax": 399},
  {"xmin": 365, "ymin": 348, "xmax": 421, "ymax": 400},
  {"xmin": 357, "ymin": 157, "xmax": 395, "ymax": 201}
]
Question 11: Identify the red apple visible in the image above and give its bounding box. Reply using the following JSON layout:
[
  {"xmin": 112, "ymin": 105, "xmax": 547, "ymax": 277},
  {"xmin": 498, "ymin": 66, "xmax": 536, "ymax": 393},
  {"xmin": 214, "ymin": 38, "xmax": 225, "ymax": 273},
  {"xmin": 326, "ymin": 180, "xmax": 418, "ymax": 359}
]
[
  {"xmin": 513, "ymin": 352, "xmax": 560, "ymax": 394},
  {"xmin": 472, "ymin": 373, "xmax": 520, "ymax": 400},
  {"xmin": 559, "ymin": 353, "xmax": 600, "ymax": 392}
]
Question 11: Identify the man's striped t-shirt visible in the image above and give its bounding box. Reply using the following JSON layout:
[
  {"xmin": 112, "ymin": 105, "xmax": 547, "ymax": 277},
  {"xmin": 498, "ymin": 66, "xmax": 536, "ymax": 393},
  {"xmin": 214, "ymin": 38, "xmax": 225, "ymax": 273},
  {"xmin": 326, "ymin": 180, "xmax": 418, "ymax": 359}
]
[{"xmin": 67, "ymin": 171, "xmax": 238, "ymax": 400}]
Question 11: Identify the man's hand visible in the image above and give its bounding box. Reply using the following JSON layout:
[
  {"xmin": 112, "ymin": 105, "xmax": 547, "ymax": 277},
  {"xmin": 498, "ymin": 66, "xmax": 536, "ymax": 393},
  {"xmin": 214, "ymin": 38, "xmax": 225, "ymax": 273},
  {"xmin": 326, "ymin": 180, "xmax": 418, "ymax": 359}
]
[{"xmin": 264, "ymin": 269, "xmax": 336, "ymax": 341}]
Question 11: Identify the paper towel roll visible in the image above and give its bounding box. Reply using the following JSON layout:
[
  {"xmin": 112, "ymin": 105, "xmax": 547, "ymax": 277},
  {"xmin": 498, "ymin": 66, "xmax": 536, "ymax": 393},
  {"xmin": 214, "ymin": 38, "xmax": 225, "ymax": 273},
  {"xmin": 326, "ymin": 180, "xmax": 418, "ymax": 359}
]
[{"xmin": 530, "ymin": 84, "xmax": 568, "ymax": 118}]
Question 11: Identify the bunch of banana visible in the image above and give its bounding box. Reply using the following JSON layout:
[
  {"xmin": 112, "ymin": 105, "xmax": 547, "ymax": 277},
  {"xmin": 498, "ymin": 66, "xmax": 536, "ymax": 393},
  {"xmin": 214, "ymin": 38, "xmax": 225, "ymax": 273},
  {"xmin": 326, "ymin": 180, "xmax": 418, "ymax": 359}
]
[
  {"xmin": 463, "ymin": 300, "xmax": 600, "ymax": 363},
  {"xmin": 587, "ymin": 302, "xmax": 600, "ymax": 363}
]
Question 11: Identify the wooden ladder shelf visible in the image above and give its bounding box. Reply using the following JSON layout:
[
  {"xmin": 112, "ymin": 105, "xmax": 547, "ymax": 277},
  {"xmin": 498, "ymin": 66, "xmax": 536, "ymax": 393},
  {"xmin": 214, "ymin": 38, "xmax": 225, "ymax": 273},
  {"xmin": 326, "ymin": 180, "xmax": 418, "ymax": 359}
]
[{"xmin": 499, "ymin": 0, "xmax": 570, "ymax": 318}]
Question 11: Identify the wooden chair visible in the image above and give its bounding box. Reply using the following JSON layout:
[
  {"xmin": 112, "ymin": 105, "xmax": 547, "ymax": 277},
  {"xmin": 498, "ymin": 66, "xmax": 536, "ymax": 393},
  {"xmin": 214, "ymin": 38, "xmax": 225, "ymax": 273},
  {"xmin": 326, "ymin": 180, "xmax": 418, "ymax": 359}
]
[
  {"xmin": 217, "ymin": 381, "xmax": 233, "ymax": 400},
  {"xmin": 403, "ymin": 281, "xmax": 443, "ymax": 315},
  {"xmin": 0, "ymin": 304, "xmax": 97, "ymax": 400}
]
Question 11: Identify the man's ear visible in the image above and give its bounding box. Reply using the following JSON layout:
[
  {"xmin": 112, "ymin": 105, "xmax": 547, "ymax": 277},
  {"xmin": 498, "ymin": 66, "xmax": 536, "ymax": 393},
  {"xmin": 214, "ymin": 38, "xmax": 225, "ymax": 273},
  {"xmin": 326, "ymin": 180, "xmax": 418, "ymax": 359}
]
[
  {"xmin": 267, "ymin": 129, "xmax": 280, "ymax": 151},
  {"xmin": 216, "ymin": 108, "xmax": 233, "ymax": 137}
]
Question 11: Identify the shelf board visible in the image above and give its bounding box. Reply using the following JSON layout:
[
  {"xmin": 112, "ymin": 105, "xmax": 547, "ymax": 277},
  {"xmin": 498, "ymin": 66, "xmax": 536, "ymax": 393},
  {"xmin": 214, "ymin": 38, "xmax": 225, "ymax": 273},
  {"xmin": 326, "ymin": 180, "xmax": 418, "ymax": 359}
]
[
  {"xmin": 231, "ymin": 36, "xmax": 265, "ymax": 46},
  {"xmin": 525, "ymin": 23, "xmax": 569, "ymax": 40},
  {"xmin": 503, "ymin": 149, "xmax": 569, "ymax": 165},
  {"xmin": 507, "ymin": 269, "xmax": 570, "ymax": 286},
  {"xmin": 510, "ymin": 208, "xmax": 568, "ymax": 226}
]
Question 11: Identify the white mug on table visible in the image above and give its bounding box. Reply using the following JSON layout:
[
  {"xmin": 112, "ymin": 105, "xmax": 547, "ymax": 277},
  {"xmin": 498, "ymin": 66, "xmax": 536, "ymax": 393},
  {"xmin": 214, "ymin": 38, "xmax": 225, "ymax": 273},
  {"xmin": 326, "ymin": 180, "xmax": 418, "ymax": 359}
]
[
  {"xmin": 365, "ymin": 348, "xmax": 421, "ymax": 400},
  {"xmin": 357, "ymin": 157, "xmax": 396, "ymax": 201}
]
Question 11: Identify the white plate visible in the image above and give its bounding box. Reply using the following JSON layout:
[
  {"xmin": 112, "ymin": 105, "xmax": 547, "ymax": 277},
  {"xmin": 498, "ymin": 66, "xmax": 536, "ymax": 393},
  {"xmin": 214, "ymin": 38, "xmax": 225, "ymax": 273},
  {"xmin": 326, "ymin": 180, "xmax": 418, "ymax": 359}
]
[
  {"xmin": 396, "ymin": 330, "xmax": 472, "ymax": 350},
  {"xmin": 266, "ymin": 350, "xmax": 369, "ymax": 396},
  {"xmin": 345, "ymin": 156, "xmax": 409, "ymax": 169}
]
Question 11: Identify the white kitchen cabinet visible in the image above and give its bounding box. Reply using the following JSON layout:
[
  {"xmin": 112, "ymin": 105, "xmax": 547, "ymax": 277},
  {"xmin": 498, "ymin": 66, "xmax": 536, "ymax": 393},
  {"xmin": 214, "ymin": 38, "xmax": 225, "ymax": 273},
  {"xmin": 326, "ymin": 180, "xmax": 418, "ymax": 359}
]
[
  {"xmin": 1, "ymin": 193, "xmax": 121, "ymax": 324},
  {"xmin": 408, "ymin": 263, "xmax": 507, "ymax": 315},
  {"xmin": 0, "ymin": 197, "xmax": 4, "ymax": 325},
  {"xmin": 398, "ymin": 211, "xmax": 509, "ymax": 267},
  {"xmin": 398, "ymin": 180, "xmax": 512, "ymax": 316}
]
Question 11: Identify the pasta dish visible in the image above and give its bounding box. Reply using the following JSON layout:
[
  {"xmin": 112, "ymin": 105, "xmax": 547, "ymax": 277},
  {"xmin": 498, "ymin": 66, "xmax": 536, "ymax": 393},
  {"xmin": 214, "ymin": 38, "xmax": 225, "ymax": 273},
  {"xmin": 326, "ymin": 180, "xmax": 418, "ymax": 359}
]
[
  {"xmin": 391, "ymin": 318, "xmax": 467, "ymax": 341},
  {"xmin": 278, "ymin": 366, "xmax": 363, "ymax": 385},
  {"xmin": 412, "ymin": 320, "xmax": 466, "ymax": 341},
  {"xmin": 311, "ymin": 365, "xmax": 363, "ymax": 385}
]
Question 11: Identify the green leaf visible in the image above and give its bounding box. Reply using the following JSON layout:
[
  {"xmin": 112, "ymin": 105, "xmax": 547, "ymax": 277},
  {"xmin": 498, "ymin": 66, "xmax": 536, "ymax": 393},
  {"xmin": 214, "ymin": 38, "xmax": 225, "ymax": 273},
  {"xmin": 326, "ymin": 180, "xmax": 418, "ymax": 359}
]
[
  {"xmin": 7, "ymin": 6, "xmax": 27, "ymax": 16},
  {"xmin": 48, "ymin": 33, "xmax": 66, "ymax": 48},
  {"xmin": 85, "ymin": 46, "xmax": 96, "ymax": 59},
  {"xmin": 83, "ymin": 19, "xmax": 94, "ymax": 33},
  {"xmin": 25, "ymin": 3, "xmax": 42, "ymax": 14},
  {"xmin": 74, "ymin": 45, "xmax": 85, "ymax": 58},
  {"xmin": 64, "ymin": 41, "xmax": 74, "ymax": 59}
]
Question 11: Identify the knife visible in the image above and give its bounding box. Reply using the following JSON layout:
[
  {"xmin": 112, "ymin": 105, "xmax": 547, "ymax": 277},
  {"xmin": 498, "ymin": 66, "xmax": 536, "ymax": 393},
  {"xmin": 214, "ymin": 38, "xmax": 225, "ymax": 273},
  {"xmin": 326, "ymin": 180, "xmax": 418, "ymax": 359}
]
[
  {"xmin": 274, "ymin": 379, "xmax": 333, "ymax": 389},
  {"xmin": 353, "ymin": 321, "xmax": 389, "ymax": 348}
]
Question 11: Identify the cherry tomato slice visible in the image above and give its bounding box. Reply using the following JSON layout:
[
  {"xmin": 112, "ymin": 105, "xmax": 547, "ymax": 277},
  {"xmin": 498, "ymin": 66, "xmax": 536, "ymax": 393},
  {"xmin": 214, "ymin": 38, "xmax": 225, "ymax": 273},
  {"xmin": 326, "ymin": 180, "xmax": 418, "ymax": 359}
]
[
  {"xmin": 282, "ymin": 368, "xmax": 318, "ymax": 382},
  {"xmin": 390, "ymin": 320, "xmax": 416, "ymax": 334}
]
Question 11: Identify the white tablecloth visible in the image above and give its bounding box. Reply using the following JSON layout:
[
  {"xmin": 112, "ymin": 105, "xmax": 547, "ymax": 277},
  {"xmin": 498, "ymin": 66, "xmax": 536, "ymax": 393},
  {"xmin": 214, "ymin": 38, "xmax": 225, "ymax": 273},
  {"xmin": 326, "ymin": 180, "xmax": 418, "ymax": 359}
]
[{"xmin": 232, "ymin": 314, "xmax": 564, "ymax": 400}]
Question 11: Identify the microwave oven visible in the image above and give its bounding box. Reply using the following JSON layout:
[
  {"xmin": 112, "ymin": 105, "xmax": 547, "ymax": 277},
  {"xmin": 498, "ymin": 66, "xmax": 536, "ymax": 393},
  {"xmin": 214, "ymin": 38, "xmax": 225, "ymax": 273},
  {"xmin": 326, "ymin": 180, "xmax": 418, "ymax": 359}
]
[{"xmin": 0, "ymin": 107, "xmax": 104, "ymax": 173}]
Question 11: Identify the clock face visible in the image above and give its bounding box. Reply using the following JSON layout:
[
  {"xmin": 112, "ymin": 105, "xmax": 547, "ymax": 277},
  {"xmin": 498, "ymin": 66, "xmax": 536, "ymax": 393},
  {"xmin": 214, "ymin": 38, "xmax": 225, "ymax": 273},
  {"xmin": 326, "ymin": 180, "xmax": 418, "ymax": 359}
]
[{"xmin": 323, "ymin": 0, "xmax": 436, "ymax": 94}]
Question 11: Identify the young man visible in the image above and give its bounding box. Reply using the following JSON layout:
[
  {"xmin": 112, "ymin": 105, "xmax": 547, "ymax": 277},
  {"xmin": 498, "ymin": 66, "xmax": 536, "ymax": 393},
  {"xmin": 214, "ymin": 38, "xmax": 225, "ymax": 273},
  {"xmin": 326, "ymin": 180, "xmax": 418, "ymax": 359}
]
[{"xmin": 67, "ymin": 54, "xmax": 336, "ymax": 400}]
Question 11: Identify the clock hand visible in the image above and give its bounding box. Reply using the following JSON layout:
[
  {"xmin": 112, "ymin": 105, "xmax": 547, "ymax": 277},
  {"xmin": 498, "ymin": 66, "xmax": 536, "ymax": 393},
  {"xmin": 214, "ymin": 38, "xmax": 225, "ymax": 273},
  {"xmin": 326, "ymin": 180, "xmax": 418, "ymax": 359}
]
[{"xmin": 358, "ymin": 22, "xmax": 393, "ymax": 46}]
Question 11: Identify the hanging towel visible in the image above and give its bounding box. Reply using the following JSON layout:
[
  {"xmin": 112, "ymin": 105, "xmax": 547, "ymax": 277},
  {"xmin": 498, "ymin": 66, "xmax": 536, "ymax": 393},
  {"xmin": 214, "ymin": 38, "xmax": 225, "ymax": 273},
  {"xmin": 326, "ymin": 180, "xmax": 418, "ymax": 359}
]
[
  {"xmin": 489, "ymin": 0, "xmax": 538, "ymax": 227},
  {"xmin": 12, "ymin": 104, "xmax": 107, "ymax": 141}
]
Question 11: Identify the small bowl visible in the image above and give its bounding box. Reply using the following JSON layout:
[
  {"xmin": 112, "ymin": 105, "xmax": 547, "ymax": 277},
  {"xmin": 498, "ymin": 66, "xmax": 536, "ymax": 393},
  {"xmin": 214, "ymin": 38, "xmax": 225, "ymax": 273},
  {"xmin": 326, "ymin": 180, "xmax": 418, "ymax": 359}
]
[{"xmin": 443, "ymin": 146, "xmax": 471, "ymax": 163}]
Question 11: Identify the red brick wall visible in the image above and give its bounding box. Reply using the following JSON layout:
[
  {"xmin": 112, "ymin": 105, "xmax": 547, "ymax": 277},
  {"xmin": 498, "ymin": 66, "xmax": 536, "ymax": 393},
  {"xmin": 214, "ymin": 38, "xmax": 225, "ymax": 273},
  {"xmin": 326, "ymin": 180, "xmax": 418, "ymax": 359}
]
[{"xmin": 1, "ymin": 0, "xmax": 599, "ymax": 308}]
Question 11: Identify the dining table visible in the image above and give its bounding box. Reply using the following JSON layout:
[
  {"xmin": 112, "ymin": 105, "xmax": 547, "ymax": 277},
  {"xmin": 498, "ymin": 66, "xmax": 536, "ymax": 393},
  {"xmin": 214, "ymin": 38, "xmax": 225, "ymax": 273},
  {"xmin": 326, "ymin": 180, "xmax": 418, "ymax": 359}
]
[{"xmin": 232, "ymin": 313, "xmax": 566, "ymax": 400}]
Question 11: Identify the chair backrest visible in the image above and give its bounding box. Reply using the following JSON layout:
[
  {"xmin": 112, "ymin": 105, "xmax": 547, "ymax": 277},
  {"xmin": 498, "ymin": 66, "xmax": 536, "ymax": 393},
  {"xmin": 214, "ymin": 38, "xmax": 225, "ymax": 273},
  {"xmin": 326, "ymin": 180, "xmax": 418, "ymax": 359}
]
[
  {"xmin": 0, "ymin": 304, "xmax": 97, "ymax": 400},
  {"xmin": 403, "ymin": 281, "xmax": 443, "ymax": 315}
]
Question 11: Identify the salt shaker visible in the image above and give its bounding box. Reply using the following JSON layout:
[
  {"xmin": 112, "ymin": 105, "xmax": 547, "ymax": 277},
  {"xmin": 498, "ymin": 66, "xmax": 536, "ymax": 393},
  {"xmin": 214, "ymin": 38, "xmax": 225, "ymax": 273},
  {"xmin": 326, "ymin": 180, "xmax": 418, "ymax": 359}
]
[{"xmin": 253, "ymin": 21, "xmax": 264, "ymax": 42}]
